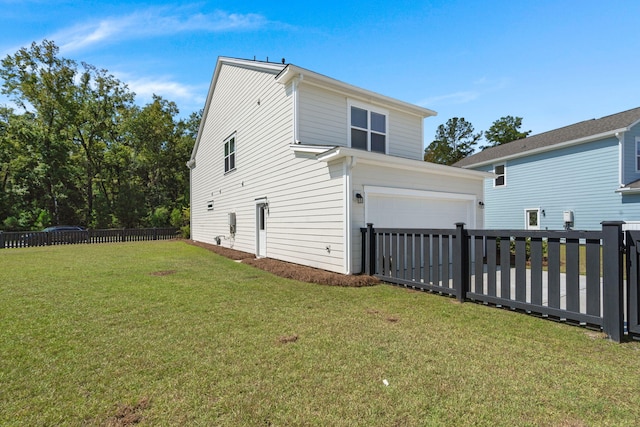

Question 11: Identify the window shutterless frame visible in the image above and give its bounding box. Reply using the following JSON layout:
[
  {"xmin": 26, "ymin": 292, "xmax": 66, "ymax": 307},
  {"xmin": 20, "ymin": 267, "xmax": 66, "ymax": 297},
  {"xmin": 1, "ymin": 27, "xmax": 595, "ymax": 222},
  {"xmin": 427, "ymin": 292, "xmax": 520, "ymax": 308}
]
[
  {"xmin": 224, "ymin": 133, "xmax": 236, "ymax": 174},
  {"xmin": 493, "ymin": 163, "xmax": 506, "ymax": 187},
  {"xmin": 635, "ymin": 137, "xmax": 640, "ymax": 172},
  {"xmin": 348, "ymin": 100, "xmax": 388, "ymax": 154}
]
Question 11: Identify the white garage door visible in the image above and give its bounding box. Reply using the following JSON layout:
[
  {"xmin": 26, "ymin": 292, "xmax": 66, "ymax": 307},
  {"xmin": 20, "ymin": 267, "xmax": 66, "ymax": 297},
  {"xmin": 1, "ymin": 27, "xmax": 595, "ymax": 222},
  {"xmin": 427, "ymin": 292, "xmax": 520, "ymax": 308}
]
[{"xmin": 366, "ymin": 188, "xmax": 476, "ymax": 229}]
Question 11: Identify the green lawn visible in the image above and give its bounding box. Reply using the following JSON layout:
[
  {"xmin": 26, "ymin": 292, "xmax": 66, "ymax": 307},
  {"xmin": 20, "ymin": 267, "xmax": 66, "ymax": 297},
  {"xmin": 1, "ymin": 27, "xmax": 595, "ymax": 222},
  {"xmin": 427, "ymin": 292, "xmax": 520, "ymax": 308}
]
[{"xmin": 2, "ymin": 241, "xmax": 639, "ymax": 426}]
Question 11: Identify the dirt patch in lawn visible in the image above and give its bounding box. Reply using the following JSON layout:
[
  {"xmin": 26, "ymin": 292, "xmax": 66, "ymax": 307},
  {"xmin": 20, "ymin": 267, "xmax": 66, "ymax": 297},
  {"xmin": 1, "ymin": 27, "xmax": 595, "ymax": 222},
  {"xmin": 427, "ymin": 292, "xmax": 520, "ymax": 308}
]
[
  {"xmin": 105, "ymin": 397, "xmax": 150, "ymax": 426},
  {"xmin": 277, "ymin": 334, "xmax": 299, "ymax": 345},
  {"xmin": 185, "ymin": 239, "xmax": 379, "ymax": 287}
]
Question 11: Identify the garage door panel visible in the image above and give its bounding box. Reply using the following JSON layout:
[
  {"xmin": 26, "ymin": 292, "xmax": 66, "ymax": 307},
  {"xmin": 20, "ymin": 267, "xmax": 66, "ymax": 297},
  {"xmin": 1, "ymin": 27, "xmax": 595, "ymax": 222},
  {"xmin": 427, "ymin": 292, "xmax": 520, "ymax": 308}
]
[{"xmin": 367, "ymin": 194, "xmax": 473, "ymax": 229}]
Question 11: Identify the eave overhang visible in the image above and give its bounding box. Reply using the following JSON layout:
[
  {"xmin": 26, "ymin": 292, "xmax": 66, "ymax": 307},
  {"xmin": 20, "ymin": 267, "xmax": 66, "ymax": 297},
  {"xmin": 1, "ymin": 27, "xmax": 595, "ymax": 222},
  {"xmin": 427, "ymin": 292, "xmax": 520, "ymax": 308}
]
[
  {"xmin": 290, "ymin": 144, "xmax": 493, "ymax": 180},
  {"xmin": 459, "ymin": 127, "xmax": 630, "ymax": 169},
  {"xmin": 276, "ymin": 65, "xmax": 436, "ymax": 119}
]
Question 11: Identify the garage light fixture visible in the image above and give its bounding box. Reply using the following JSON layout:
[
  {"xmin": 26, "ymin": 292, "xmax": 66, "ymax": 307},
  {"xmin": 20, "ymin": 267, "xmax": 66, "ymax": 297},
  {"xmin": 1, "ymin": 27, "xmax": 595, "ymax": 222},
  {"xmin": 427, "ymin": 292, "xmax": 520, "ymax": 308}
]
[{"xmin": 355, "ymin": 193, "xmax": 364, "ymax": 204}]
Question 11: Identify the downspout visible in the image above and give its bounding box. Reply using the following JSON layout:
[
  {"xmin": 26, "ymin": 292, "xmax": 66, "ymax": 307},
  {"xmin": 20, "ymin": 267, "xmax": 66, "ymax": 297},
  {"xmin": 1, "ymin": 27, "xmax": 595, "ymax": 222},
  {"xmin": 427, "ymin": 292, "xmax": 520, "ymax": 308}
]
[
  {"xmin": 292, "ymin": 73, "xmax": 303, "ymax": 144},
  {"xmin": 344, "ymin": 156, "xmax": 357, "ymax": 274}
]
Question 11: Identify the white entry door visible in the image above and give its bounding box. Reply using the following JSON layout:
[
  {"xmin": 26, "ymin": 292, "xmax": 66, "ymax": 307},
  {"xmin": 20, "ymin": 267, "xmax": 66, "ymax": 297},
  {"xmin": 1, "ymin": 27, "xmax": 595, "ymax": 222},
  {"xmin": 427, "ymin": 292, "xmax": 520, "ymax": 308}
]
[{"xmin": 256, "ymin": 203, "xmax": 267, "ymax": 257}]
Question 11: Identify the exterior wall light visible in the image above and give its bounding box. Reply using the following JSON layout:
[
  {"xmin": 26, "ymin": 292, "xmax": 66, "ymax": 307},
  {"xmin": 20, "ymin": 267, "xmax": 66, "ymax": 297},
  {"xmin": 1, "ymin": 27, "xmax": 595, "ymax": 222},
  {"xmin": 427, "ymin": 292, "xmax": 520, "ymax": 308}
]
[{"xmin": 355, "ymin": 193, "xmax": 364, "ymax": 204}]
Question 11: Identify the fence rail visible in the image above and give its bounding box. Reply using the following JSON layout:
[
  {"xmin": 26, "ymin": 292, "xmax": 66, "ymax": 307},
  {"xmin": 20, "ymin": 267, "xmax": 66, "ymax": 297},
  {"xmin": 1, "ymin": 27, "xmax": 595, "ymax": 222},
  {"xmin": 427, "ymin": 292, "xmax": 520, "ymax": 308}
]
[
  {"xmin": 362, "ymin": 222, "xmax": 626, "ymax": 342},
  {"xmin": 0, "ymin": 227, "xmax": 179, "ymax": 249}
]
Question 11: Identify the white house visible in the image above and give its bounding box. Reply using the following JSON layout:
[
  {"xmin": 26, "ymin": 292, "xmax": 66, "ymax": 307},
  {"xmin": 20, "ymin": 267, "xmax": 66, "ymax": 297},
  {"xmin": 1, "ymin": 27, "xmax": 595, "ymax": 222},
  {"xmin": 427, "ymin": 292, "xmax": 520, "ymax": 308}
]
[{"xmin": 188, "ymin": 57, "xmax": 488, "ymax": 274}]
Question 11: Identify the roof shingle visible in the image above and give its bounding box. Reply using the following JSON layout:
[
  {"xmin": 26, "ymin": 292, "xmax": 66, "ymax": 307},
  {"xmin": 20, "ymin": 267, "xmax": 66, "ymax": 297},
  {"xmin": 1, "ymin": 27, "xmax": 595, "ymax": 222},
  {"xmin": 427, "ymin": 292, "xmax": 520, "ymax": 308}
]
[{"xmin": 454, "ymin": 107, "xmax": 640, "ymax": 168}]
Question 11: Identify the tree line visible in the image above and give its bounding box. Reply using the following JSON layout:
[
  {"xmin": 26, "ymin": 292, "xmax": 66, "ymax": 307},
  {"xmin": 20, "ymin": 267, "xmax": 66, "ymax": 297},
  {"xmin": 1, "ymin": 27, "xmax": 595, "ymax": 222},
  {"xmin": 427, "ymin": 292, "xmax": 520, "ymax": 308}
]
[
  {"xmin": 424, "ymin": 116, "xmax": 531, "ymax": 165},
  {"xmin": 0, "ymin": 41, "xmax": 197, "ymax": 233}
]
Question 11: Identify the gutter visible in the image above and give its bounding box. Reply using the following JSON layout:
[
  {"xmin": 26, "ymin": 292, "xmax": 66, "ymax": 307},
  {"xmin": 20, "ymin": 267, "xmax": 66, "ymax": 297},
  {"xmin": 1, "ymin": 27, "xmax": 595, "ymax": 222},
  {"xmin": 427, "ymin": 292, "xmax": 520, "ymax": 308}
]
[
  {"xmin": 460, "ymin": 127, "xmax": 630, "ymax": 169},
  {"xmin": 315, "ymin": 146, "xmax": 493, "ymax": 180}
]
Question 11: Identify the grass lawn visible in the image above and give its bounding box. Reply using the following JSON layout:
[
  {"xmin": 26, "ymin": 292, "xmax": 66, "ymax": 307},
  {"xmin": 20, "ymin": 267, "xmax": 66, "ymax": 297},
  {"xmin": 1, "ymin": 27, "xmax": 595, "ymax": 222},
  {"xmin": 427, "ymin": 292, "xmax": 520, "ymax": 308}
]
[{"xmin": 2, "ymin": 241, "xmax": 640, "ymax": 426}]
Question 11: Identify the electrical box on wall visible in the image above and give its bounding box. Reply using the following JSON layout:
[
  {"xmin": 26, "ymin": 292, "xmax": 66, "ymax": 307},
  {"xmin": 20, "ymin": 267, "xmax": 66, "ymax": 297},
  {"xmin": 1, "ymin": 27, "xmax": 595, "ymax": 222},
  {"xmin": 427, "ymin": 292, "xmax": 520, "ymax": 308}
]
[
  {"xmin": 228, "ymin": 212, "xmax": 236, "ymax": 234},
  {"xmin": 563, "ymin": 210, "xmax": 574, "ymax": 223}
]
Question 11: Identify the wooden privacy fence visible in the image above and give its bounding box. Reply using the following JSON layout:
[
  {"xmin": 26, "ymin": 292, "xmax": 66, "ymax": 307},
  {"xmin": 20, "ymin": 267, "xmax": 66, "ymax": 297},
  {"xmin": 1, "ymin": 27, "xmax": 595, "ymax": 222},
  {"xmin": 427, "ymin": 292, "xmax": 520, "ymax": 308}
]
[
  {"xmin": 361, "ymin": 222, "xmax": 627, "ymax": 342},
  {"xmin": 1, "ymin": 227, "xmax": 179, "ymax": 249}
]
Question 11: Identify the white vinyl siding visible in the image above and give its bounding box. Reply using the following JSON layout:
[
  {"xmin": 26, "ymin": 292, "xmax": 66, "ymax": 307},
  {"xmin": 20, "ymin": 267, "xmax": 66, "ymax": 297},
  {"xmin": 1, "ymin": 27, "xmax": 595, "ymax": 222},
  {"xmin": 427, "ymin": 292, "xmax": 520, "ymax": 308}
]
[
  {"xmin": 388, "ymin": 113, "xmax": 423, "ymax": 159},
  {"xmin": 191, "ymin": 62, "xmax": 346, "ymax": 273},
  {"xmin": 297, "ymin": 84, "xmax": 424, "ymax": 161},
  {"xmin": 297, "ymin": 84, "xmax": 348, "ymax": 146}
]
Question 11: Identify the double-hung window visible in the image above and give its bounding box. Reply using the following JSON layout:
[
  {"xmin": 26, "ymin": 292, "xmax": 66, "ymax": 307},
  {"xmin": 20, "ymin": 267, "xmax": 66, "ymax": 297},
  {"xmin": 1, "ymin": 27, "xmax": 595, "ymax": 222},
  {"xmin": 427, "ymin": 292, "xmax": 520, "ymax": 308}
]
[
  {"xmin": 349, "ymin": 103, "xmax": 387, "ymax": 154},
  {"xmin": 494, "ymin": 163, "xmax": 506, "ymax": 187},
  {"xmin": 224, "ymin": 134, "xmax": 236, "ymax": 173}
]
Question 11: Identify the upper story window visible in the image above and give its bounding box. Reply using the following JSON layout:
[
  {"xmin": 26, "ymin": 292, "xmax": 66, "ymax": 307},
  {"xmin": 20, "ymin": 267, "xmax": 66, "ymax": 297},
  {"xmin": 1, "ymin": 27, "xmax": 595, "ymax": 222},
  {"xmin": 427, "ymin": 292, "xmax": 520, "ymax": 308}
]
[
  {"xmin": 494, "ymin": 163, "xmax": 506, "ymax": 187},
  {"xmin": 636, "ymin": 137, "xmax": 640, "ymax": 171},
  {"xmin": 349, "ymin": 102, "xmax": 388, "ymax": 154},
  {"xmin": 224, "ymin": 134, "xmax": 236, "ymax": 174}
]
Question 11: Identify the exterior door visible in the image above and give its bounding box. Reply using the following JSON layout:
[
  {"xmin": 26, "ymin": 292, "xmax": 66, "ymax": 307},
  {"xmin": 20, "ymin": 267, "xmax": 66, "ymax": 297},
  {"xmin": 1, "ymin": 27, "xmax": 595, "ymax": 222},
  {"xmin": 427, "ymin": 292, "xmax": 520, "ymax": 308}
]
[
  {"xmin": 525, "ymin": 208, "xmax": 540, "ymax": 230},
  {"xmin": 256, "ymin": 204, "xmax": 267, "ymax": 257}
]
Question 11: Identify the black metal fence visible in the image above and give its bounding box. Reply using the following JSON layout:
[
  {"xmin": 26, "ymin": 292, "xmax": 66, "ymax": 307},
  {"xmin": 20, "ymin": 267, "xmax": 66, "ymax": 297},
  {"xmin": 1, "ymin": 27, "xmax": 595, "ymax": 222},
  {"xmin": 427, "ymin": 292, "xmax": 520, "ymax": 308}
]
[
  {"xmin": 362, "ymin": 222, "xmax": 627, "ymax": 342},
  {"xmin": 0, "ymin": 227, "xmax": 179, "ymax": 249}
]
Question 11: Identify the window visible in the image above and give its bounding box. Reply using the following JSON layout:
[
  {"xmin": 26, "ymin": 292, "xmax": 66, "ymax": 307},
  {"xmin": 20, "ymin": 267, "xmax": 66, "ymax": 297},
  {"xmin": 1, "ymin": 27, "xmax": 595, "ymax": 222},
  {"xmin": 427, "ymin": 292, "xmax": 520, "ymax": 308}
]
[
  {"xmin": 636, "ymin": 137, "xmax": 640, "ymax": 171},
  {"xmin": 525, "ymin": 208, "xmax": 540, "ymax": 230},
  {"xmin": 494, "ymin": 164, "xmax": 505, "ymax": 187},
  {"xmin": 224, "ymin": 134, "xmax": 236, "ymax": 173},
  {"xmin": 349, "ymin": 103, "xmax": 387, "ymax": 154}
]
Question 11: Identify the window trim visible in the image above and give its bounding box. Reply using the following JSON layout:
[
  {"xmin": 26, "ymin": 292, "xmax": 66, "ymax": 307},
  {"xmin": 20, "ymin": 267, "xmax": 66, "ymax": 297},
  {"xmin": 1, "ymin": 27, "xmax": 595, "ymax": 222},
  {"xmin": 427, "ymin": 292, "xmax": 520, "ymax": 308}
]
[
  {"xmin": 493, "ymin": 163, "xmax": 506, "ymax": 187},
  {"xmin": 635, "ymin": 137, "xmax": 640, "ymax": 173},
  {"xmin": 224, "ymin": 133, "xmax": 236, "ymax": 174},
  {"xmin": 524, "ymin": 208, "xmax": 541, "ymax": 230},
  {"xmin": 347, "ymin": 100, "xmax": 389, "ymax": 154}
]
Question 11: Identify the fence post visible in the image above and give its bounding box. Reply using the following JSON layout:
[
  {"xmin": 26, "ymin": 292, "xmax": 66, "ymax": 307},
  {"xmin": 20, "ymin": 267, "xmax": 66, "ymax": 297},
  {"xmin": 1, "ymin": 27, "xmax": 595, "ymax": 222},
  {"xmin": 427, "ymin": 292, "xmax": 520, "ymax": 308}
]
[
  {"xmin": 601, "ymin": 221, "xmax": 625, "ymax": 342},
  {"xmin": 454, "ymin": 223, "xmax": 469, "ymax": 303},
  {"xmin": 0, "ymin": 231, "xmax": 3, "ymax": 249},
  {"xmin": 366, "ymin": 223, "xmax": 376, "ymax": 276}
]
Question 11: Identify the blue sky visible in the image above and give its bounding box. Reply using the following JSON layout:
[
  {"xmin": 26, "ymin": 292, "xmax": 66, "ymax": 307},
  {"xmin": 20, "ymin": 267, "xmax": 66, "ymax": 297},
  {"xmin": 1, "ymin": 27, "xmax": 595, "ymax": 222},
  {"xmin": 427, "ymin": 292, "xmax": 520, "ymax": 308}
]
[{"xmin": 2, "ymin": 0, "xmax": 640, "ymax": 150}]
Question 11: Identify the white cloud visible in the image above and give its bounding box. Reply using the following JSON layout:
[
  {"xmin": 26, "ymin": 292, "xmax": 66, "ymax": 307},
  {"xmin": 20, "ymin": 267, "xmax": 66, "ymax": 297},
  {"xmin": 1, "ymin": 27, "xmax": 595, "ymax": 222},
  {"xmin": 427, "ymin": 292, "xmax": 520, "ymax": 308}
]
[
  {"xmin": 54, "ymin": 6, "xmax": 269, "ymax": 53},
  {"xmin": 122, "ymin": 74, "xmax": 206, "ymax": 112},
  {"xmin": 417, "ymin": 77, "xmax": 511, "ymax": 108},
  {"xmin": 418, "ymin": 91, "xmax": 480, "ymax": 107}
]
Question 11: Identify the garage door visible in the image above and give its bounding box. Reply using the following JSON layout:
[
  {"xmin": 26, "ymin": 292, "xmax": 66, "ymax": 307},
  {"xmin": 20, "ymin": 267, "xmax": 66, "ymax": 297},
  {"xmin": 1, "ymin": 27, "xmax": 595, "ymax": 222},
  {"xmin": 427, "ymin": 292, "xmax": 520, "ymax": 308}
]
[{"xmin": 365, "ymin": 188, "xmax": 476, "ymax": 229}]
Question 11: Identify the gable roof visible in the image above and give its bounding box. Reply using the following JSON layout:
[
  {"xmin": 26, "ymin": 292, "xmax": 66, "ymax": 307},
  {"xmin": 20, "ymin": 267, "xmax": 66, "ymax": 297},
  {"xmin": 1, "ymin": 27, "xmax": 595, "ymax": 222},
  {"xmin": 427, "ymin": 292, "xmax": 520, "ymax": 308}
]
[
  {"xmin": 188, "ymin": 57, "xmax": 286, "ymax": 168},
  {"xmin": 276, "ymin": 64, "xmax": 437, "ymax": 118},
  {"xmin": 188, "ymin": 57, "xmax": 437, "ymax": 167},
  {"xmin": 454, "ymin": 106, "xmax": 640, "ymax": 168}
]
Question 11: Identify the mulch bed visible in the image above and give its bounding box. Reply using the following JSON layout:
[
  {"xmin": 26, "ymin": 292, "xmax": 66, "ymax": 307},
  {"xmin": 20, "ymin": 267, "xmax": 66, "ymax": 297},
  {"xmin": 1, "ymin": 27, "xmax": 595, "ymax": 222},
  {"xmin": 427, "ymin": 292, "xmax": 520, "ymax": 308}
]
[{"xmin": 184, "ymin": 239, "xmax": 379, "ymax": 287}]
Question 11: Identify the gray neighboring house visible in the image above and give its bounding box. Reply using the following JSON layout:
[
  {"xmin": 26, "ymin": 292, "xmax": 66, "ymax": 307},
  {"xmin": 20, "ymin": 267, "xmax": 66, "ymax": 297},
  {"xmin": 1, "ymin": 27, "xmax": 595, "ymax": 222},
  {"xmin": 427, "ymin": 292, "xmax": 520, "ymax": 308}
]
[{"xmin": 454, "ymin": 107, "xmax": 640, "ymax": 230}]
